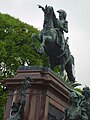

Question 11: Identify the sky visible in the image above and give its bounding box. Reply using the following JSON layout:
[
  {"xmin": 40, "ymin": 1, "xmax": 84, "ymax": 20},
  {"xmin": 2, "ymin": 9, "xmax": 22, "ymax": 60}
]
[{"xmin": 0, "ymin": 0, "xmax": 90, "ymax": 88}]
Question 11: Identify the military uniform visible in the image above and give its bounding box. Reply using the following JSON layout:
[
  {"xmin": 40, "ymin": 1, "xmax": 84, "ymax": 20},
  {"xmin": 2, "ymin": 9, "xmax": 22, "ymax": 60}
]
[{"xmin": 57, "ymin": 9, "xmax": 68, "ymax": 51}]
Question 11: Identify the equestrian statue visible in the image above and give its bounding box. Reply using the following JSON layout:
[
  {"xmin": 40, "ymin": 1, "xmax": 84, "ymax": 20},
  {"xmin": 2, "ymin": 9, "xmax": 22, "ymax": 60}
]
[{"xmin": 31, "ymin": 5, "xmax": 75, "ymax": 83}]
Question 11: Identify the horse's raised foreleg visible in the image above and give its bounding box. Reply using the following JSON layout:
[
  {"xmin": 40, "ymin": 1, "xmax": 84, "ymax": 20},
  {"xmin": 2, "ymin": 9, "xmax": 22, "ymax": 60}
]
[
  {"xmin": 31, "ymin": 33, "xmax": 41, "ymax": 45},
  {"xmin": 41, "ymin": 36, "xmax": 46, "ymax": 46},
  {"xmin": 39, "ymin": 36, "xmax": 46, "ymax": 53},
  {"xmin": 39, "ymin": 36, "xmax": 51, "ymax": 54},
  {"xmin": 31, "ymin": 33, "xmax": 43, "ymax": 54}
]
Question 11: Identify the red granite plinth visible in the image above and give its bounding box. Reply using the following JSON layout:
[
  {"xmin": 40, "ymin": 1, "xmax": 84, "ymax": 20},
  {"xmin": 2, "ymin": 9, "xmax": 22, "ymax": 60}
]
[{"xmin": 3, "ymin": 66, "xmax": 70, "ymax": 120}]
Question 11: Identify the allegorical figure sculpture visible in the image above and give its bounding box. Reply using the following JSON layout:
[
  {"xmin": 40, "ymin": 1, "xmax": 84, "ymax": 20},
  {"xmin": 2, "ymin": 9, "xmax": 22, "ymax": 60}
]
[
  {"xmin": 81, "ymin": 87, "xmax": 90, "ymax": 120},
  {"xmin": 63, "ymin": 91, "xmax": 88, "ymax": 120},
  {"xmin": 31, "ymin": 5, "xmax": 75, "ymax": 83},
  {"xmin": 7, "ymin": 77, "xmax": 31, "ymax": 120}
]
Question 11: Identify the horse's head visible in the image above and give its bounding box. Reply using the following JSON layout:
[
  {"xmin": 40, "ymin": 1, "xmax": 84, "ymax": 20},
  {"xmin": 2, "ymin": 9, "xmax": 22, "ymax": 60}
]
[
  {"xmin": 43, "ymin": 5, "xmax": 56, "ymax": 29},
  {"xmin": 45, "ymin": 5, "xmax": 54, "ymax": 16}
]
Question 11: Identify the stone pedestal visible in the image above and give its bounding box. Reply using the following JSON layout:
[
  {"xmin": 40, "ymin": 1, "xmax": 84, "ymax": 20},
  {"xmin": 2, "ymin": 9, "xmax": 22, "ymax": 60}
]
[{"xmin": 3, "ymin": 66, "xmax": 70, "ymax": 120}]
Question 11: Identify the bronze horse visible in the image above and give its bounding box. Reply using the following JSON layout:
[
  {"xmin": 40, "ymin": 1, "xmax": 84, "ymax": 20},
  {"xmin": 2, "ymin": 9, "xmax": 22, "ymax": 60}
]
[{"xmin": 31, "ymin": 5, "xmax": 75, "ymax": 82}]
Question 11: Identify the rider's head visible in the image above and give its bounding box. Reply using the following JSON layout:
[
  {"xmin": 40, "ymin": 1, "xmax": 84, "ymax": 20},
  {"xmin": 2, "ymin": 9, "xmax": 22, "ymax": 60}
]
[{"xmin": 57, "ymin": 9, "xmax": 67, "ymax": 20}]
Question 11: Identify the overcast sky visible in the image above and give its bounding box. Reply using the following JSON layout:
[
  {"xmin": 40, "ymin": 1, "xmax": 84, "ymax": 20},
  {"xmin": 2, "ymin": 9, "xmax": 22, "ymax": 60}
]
[{"xmin": 0, "ymin": 0, "xmax": 90, "ymax": 88}]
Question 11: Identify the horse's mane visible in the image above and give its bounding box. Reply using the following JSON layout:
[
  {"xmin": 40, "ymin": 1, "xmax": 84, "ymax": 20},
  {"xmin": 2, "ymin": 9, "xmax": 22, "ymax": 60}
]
[
  {"xmin": 46, "ymin": 6, "xmax": 58, "ymax": 28},
  {"xmin": 51, "ymin": 7, "xmax": 58, "ymax": 28}
]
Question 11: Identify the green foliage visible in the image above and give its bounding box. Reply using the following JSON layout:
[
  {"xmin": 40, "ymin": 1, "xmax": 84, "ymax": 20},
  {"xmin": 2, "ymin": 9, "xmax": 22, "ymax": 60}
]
[
  {"xmin": 74, "ymin": 87, "xmax": 82, "ymax": 93},
  {"xmin": 54, "ymin": 66, "xmax": 61, "ymax": 73},
  {"xmin": 0, "ymin": 13, "xmax": 49, "ymax": 119},
  {"xmin": 0, "ymin": 85, "xmax": 7, "ymax": 120},
  {"xmin": 0, "ymin": 13, "xmax": 46, "ymax": 79}
]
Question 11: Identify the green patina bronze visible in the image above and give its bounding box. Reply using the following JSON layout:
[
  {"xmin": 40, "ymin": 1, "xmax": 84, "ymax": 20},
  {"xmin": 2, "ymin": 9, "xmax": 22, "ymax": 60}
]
[
  {"xmin": 7, "ymin": 77, "xmax": 31, "ymax": 120},
  {"xmin": 81, "ymin": 87, "xmax": 90, "ymax": 120},
  {"xmin": 31, "ymin": 5, "xmax": 75, "ymax": 82},
  {"xmin": 63, "ymin": 91, "xmax": 88, "ymax": 120}
]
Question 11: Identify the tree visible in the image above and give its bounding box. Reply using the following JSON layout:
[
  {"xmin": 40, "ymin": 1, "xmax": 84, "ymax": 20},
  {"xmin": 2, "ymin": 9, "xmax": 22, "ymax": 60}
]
[
  {"xmin": 0, "ymin": 85, "xmax": 7, "ymax": 120},
  {"xmin": 0, "ymin": 13, "xmax": 48, "ymax": 119},
  {"xmin": 0, "ymin": 13, "xmax": 49, "ymax": 79}
]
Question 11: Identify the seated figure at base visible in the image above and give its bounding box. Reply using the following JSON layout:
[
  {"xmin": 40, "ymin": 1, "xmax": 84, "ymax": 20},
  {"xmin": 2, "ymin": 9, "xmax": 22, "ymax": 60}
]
[{"xmin": 63, "ymin": 91, "xmax": 88, "ymax": 120}]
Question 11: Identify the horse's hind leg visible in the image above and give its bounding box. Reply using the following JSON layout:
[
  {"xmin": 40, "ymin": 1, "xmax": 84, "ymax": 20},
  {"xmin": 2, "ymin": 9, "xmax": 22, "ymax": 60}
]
[
  {"xmin": 49, "ymin": 57, "xmax": 55, "ymax": 70},
  {"xmin": 50, "ymin": 62, "xmax": 55, "ymax": 70},
  {"xmin": 65, "ymin": 60, "xmax": 75, "ymax": 82}
]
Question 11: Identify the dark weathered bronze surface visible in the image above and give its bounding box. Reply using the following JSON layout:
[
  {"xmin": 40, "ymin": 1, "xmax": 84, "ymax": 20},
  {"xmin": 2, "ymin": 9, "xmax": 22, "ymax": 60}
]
[
  {"xmin": 31, "ymin": 5, "xmax": 75, "ymax": 83},
  {"xmin": 63, "ymin": 90, "xmax": 88, "ymax": 120},
  {"xmin": 7, "ymin": 78, "xmax": 30, "ymax": 120}
]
